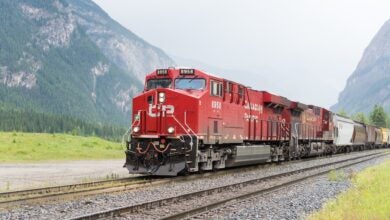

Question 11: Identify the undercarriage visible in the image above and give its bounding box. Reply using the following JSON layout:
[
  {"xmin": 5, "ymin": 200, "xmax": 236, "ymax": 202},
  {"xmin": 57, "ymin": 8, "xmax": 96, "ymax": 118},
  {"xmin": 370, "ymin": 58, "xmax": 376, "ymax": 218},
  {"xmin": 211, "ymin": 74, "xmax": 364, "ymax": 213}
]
[{"xmin": 125, "ymin": 135, "xmax": 368, "ymax": 176}]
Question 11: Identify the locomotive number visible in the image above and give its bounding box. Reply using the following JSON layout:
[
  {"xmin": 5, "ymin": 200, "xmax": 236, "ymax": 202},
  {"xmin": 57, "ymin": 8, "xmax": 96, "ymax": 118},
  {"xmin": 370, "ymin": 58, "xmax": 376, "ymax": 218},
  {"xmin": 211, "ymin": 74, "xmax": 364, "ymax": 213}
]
[{"xmin": 212, "ymin": 101, "xmax": 222, "ymax": 109}]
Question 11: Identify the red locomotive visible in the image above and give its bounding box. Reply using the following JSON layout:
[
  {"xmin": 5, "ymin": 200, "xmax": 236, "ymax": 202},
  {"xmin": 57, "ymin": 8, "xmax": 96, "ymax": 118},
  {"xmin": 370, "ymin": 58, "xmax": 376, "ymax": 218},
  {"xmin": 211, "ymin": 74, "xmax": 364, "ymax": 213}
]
[{"xmin": 124, "ymin": 68, "xmax": 336, "ymax": 175}]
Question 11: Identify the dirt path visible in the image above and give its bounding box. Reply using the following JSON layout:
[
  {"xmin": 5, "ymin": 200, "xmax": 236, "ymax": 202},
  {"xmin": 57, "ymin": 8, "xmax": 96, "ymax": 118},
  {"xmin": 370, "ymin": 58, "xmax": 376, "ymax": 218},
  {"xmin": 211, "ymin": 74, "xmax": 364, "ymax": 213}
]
[{"xmin": 0, "ymin": 160, "xmax": 131, "ymax": 191}]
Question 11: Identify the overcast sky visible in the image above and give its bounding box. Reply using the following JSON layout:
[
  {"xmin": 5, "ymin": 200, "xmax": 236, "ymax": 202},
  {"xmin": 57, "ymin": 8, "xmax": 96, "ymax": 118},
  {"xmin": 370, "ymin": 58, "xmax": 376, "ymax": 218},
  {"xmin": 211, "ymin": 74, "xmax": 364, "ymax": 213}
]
[{"xmin": 92, "ymin": 0, "xmax": 390, "ymax": 108}]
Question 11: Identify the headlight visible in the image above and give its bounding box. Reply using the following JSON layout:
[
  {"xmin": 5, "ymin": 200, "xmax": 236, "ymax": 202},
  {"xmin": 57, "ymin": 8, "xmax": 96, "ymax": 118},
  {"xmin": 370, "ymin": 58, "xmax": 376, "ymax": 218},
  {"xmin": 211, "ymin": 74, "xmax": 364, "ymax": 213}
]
[
  {"xmin": 132, "ymin": 126, "xmax": 140, "ymax": 133},
  {"xmin": 158, "ymin": 92, "xmax": 165, "ymax": 103},
  {"xmin": 167, "ymin": 126, "xmax": 175, "ymax": 134}
]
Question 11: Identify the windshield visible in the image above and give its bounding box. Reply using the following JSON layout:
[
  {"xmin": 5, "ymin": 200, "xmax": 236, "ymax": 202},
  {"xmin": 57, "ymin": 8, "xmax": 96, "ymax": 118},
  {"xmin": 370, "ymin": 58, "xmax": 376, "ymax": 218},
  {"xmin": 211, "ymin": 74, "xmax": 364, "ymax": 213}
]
[
  {"xmin": 146, "ymin": 79, "xmax": 172, "ymax": 90},
  {"xmin": 175, "ymin": 78, "xmax": 206, "ymax": 90}
]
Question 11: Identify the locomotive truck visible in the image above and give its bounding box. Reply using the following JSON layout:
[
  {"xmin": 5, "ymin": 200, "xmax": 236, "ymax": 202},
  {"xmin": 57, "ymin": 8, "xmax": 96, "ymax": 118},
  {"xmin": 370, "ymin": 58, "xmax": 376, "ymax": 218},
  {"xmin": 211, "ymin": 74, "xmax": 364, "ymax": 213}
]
[{"xmin": 124, "ymin": 68, "xmax": 389, "ymax": 176}]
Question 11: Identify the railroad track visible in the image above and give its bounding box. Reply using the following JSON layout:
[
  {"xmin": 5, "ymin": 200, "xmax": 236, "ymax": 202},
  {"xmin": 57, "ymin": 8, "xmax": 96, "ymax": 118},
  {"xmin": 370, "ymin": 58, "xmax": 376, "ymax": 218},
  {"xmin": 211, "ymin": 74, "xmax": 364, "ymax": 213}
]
[
  {"xmin": 72, "ymin": 151, "xmax": 388, "ymax": 220},
  {"xmin": 0, "ymin": 152, "xmax": 326, "ymax": 207},
  {"xmin": 0, "ymin": 160, "xmax": 277, "ymax": 207},
  {"xmin": 0, "ymin": 176, "xmax": 156, "ymax": 207}
]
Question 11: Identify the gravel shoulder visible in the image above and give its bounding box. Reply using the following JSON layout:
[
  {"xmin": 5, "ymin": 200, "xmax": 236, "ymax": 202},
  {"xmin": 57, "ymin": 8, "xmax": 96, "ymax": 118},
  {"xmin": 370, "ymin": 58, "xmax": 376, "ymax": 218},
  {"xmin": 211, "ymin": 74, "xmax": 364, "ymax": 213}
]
[
  {"xmin": 210, "ymin": 154, "xmax": 390, "ymax": 220},
  {"xmin": 0, "ymin": 160, "xmax": 130, "ymax": 192}
]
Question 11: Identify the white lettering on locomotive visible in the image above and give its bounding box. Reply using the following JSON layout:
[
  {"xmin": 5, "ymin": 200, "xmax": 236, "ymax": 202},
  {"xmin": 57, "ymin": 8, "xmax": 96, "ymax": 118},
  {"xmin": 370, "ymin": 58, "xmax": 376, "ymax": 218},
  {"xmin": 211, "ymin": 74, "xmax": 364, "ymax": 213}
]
[
  {"xmin": 211, "ymin": 101, "xmax": 222, "ymax": 109},
  {"xmin": 148, "ymin": 104, "xmax": 175, "ymax": 117},
  {"xmin": 244, "ymin": 103, "xmax": 263, "ymax": 113},
  {"xmin": 244, "ymin": 113, "xmax": 259, "ymax": 120}
]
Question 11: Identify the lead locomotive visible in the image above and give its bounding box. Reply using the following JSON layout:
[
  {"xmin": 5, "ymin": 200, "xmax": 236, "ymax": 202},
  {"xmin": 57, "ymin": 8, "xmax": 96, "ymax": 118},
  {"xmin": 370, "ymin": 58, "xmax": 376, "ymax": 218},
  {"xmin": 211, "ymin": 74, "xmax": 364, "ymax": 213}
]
[{"xmin": 124, "ymin": 68, "xmax": 389, "ymax": 176}]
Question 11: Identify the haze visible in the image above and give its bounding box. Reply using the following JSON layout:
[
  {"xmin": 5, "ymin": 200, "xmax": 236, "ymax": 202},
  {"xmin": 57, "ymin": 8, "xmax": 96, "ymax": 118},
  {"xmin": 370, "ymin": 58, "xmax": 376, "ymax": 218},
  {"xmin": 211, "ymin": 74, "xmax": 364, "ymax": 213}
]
[{"xmin": 93, "ymin": 0, "xmax": 390, "ymax": 108}]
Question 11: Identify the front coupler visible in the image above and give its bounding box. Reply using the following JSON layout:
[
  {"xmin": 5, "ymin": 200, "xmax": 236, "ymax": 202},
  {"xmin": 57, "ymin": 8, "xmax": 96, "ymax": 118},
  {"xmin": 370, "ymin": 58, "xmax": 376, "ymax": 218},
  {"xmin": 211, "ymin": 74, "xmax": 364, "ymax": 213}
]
[{"xmin": 124, "ymin": 135, "xmax": 198, "ymax": 176}]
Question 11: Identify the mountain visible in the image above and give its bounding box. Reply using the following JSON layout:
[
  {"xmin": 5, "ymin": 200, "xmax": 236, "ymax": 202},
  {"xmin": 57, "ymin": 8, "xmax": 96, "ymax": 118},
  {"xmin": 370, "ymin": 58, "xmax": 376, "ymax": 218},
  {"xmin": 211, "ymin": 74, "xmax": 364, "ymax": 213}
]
[
  {"xmin": 67, "ymin": 0, "xmax": 174, "ymax": 82},
  {"xmin": 0, "ymin": 0, "xmax": 174, "ymax": 126},
  {"xmin": 332, "ymin": 19, "xmax": 390, "ymax": 114}
]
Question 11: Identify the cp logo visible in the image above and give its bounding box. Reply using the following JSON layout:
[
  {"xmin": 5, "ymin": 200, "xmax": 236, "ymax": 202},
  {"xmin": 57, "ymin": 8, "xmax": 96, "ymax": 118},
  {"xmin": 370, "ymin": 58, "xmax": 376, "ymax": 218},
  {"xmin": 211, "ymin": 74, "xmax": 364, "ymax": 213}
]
[{"xmin": 148, "ymin": 105, "xmax": 175, "ymax": 117}]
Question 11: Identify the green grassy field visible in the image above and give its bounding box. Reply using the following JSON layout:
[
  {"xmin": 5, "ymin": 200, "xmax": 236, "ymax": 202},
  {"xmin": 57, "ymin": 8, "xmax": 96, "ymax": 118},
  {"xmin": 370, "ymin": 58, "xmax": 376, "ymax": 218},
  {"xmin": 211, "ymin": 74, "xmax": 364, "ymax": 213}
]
[
  {"xmin": 309, "ymin": 159, "xmax": 390, "ymax": 220},
  {"xmin": 0, "ymin": 132, "xmax": 125, "ymax": 162}
]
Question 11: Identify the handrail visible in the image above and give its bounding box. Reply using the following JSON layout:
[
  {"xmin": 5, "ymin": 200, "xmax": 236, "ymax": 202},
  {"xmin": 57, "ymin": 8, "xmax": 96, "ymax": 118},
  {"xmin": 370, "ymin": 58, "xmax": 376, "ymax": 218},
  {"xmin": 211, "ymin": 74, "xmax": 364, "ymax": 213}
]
[
  {"xmin": 184, "ymin": 111, "xmax": 198, "ymax": 137},
  {"xmin": 122, "ymin": 111, "xmax": 142, "ymax": 149},
  {"xmin": 171, "ymin": 114, "xmax": 194, "ymax": 152}
]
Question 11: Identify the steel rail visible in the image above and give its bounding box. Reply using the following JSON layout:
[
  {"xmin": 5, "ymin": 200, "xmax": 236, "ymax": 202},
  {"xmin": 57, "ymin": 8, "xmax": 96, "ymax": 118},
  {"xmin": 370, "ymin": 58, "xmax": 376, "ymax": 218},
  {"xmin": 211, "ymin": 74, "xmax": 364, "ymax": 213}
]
[
  {"xmin": 0, "ymin": 150, "xmax": 334, "ymax": 206},
  {"xmin": 0, "ymin": 159, "xmax": 278, "ymax": 206},
  {"xmin": 71, "ymin": 151, "xmax": 387, "ymax": 220},
  {"xmin": 0, "ymin": 176, "xmax": 153, "ymax": 206},
  {"xmin": 0, "ymin": 158, "xmax": 282, "ymax": 206}
]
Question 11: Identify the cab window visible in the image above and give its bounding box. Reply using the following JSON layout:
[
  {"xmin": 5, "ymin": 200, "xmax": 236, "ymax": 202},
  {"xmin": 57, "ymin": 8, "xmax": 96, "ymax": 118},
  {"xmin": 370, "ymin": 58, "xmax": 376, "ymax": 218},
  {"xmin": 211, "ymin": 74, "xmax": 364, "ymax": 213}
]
[
  {"xmin": 238, "ymin": 86, "xmax": 244, "ymax": 99},
  {"xmin": 211, "ymin": 80, "xmax": 223, "ymax": 97},
  {"xmin": 225, "ymin": 81, "xmax": 232, "ymax": 93},
  {"xmin": 175, "ymin": 78, "xmax": 206, "ymax": 90},
  {"xmin": 315, "ymin": 107, "xmax": 320, "ymax": 116},
  {"xmin": 146, "ymin": 79, "xmax": 172, "ymax": 91}
]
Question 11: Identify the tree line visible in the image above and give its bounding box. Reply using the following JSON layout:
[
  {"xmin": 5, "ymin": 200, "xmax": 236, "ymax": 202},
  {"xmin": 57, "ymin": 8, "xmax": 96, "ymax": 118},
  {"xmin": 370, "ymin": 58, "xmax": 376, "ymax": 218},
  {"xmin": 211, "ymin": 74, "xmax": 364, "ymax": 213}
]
[
  {"xmin": 338, "ymin": 105, "xmax": 390, "ymax": 128},
  {"xmin": 0, "ymin": 108, "xmax": 128, "ymax": 141}
]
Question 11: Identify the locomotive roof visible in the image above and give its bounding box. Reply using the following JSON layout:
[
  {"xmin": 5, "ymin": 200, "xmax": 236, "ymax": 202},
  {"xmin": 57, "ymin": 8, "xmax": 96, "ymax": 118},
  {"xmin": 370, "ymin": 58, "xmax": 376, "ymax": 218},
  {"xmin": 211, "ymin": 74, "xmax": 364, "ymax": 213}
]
[{"xmin": 145, "ymin": 67, "xmax": 246, "ymax": 86}]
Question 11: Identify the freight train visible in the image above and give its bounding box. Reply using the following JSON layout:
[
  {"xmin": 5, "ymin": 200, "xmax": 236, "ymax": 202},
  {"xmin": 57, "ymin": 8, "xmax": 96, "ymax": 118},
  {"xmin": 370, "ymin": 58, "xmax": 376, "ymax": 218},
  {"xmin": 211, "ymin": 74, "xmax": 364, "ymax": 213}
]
[{"xmin": 124, "ymin": 68, "xmax": 390, "ymax": 176}]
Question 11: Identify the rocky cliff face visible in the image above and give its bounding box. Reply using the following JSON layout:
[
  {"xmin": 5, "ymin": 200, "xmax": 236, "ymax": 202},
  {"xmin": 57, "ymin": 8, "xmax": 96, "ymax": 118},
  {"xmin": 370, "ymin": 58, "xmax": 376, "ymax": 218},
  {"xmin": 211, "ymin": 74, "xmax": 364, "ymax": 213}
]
[
  {"xmin": 67, "ymin": 0, "xmax": 174, "ymax": 82},
  {"xmin": 0, "ymin": 0, "xmax": 174, "ymax": 126},
  {"xmin": 332, "ymin": 19, "xmax": 390, "ymax": 114}
]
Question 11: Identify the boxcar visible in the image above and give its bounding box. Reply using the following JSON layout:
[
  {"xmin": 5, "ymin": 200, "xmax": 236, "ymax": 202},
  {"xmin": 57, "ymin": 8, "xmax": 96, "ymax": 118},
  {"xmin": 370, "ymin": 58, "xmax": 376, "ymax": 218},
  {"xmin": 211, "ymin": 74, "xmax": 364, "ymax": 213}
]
[
  {"xmin": 375, "ymin": 127, "xmax": 383, "ymax": 146},
  {"xmin": 366, "ymin": 125, "xmax": 376, "ymax": 146},
  {"xmin": 333, "ymin": 114, "xmax": 354, "ymax": 147},
  {"xmin": 352, "ymin": 121, "xmax": 367, "ymax": 147},
  {"xmin": 381, "ymin": 128, "xmax": 389, "ymax": 146}
]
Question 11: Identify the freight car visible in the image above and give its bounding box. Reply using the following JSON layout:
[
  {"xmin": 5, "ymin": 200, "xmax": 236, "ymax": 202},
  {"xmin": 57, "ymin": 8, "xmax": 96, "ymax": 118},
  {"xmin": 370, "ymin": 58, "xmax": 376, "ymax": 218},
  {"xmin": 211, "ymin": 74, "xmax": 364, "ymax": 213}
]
[
  {"xmin": 381, "ymin": 128, "xmax": 390, "ymax": 147},
  {"xmin": 124, "ymin": 68, "xmax": 388, "ymax": 176}
]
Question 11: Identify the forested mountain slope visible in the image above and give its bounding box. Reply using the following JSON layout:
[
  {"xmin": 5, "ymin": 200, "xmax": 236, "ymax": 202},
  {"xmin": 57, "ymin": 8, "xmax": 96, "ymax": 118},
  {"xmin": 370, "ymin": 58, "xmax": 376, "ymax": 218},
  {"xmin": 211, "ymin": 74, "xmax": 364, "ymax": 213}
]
[{"xmin": 0, "ymin": 0, "xmax": 174, "ymax": 126}]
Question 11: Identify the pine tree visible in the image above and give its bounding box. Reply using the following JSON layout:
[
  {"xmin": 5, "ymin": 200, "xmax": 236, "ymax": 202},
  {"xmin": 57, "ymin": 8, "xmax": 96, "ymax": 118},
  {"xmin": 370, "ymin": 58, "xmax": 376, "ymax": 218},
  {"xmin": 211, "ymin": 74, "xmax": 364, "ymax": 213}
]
[
  {"xmin": 337, "ymin": 108, "xmax": 348, "ymax": 117},
  {"xmin": 369, "ymin": 105, "xmax": 387, "ymax": 127},
  {"xmin": 352, "ymin": 112, "xmax": 368, "ymax": 124},
  {"xmin": 0, "ymin": 108, "xmax": 126, "ymax": 141},
  {"xmin": 387, "ymin": 115, "xmax": 390, "ymax": 128}
]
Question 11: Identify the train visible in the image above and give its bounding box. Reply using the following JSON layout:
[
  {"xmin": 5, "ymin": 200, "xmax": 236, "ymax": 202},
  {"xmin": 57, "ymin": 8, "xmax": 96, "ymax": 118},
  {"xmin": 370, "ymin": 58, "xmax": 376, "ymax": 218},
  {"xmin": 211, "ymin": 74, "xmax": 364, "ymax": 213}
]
[{"xmin": 124, "ymin": 68, "xmax": 390, "ymax": 176}]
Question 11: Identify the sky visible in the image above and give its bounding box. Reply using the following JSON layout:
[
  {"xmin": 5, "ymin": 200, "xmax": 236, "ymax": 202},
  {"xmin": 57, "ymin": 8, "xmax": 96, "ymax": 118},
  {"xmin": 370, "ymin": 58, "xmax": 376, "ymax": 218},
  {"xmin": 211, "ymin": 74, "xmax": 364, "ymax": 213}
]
[{"xmin": 92, "ymin": 0, "xmax": 390, "ymax": 108}]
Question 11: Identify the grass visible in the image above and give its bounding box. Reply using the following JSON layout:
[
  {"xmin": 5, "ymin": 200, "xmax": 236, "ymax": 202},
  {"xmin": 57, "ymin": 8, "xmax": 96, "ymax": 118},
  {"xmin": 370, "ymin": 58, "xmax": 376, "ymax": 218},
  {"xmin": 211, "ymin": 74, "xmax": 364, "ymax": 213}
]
[
  {"xmin": 327, "ymin": 170, "xmax": 347, "ymax": 182},
  {"xmin": 308, "ymin": 159, "xmax": 390, "ymax": 220},
  {"xmin": 0, "ymin": 132, "xmax": 125, "ymax": 162}
]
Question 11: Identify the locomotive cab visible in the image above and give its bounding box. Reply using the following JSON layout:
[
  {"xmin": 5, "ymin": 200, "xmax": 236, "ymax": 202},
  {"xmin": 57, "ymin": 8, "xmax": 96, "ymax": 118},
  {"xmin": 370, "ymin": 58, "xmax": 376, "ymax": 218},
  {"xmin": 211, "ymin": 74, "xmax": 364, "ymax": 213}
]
[{"xmin": 125, "ymin": 68, "xmax": 210, "ymax": 175}]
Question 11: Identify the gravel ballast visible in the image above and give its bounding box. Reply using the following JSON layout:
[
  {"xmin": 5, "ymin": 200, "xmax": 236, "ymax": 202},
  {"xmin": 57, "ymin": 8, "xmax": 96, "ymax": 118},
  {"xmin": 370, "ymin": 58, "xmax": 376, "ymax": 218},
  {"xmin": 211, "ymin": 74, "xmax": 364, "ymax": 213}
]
[
  {"xmin": 207, "ymin": 154, "xmax": 390, "ymax": 220},
  {"xmin": 0, "ymin": 150, "xmax": 388, "ymax": 220}
]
